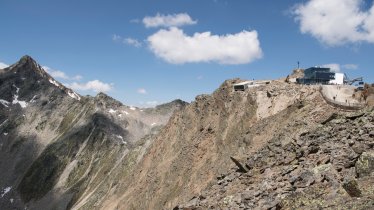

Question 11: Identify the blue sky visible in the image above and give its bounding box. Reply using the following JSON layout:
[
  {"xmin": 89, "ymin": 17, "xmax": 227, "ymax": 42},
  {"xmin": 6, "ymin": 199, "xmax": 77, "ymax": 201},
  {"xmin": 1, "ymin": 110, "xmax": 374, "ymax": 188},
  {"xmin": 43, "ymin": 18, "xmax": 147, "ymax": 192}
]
[{"xmin": 1, "ymin": 0, "xmax": 374, "ymax": 106}]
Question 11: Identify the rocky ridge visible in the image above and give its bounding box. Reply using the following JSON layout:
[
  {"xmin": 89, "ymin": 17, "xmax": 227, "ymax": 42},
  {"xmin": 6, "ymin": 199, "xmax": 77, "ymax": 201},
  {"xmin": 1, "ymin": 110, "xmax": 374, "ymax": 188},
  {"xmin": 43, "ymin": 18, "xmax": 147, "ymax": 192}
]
[
  {"xmin": 177, "ymin": 109, "xmax": 374, "ymax": 209},
  {"xmin": 0, "ymin": 56, "xmax": 186, "ymax": 210},
  {"xmin": 98, "ymin": 79, "xmax": 347, "ymax": 209}
]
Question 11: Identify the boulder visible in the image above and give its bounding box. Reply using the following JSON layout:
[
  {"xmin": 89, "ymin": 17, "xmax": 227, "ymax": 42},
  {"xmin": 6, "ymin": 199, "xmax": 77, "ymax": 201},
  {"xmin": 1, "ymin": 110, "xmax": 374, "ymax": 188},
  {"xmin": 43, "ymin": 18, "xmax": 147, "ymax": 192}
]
[
  {"xmin": 342, "ymin": 178, "xmax": 362, "ymax": 197},
  {"xmin": 355, "ymin": 152, "xmax": 374, "ymax": 177},
  {"xmin": 230, "ymin": 156, "xmax": 248, "ymax": 173}
]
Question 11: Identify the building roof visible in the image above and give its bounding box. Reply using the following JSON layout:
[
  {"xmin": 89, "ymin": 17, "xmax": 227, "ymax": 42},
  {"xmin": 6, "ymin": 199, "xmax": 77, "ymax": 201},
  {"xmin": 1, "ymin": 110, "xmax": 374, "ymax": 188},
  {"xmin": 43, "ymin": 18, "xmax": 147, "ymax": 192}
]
[{"xmin": 233, "ymin": 81, "xmax": 252, "ymax": 86}]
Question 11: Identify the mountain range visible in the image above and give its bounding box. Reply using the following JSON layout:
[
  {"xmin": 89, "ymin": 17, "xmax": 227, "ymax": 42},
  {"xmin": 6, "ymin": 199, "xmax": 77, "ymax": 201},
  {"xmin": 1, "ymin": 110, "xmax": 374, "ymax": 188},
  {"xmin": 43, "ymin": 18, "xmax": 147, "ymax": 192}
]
[{"xmin": 0, "ymin": 56, "xmax": 373, "ymax": 210}]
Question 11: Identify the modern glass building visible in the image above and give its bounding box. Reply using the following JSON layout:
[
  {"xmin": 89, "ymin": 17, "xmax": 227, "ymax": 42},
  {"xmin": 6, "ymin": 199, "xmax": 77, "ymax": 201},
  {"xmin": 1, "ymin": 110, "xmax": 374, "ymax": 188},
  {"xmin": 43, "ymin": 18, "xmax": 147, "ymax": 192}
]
[{"xmin": 297, "ymin": 67, "xmax": 336, "ymax": 84}]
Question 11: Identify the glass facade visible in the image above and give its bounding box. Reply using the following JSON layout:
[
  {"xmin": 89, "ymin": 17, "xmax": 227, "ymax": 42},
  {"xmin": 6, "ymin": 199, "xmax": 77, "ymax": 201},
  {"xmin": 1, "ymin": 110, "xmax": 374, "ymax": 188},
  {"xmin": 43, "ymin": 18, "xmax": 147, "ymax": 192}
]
[{"xmin": 297, "ymin": 67, "xmax": 335, "ymax": 84}]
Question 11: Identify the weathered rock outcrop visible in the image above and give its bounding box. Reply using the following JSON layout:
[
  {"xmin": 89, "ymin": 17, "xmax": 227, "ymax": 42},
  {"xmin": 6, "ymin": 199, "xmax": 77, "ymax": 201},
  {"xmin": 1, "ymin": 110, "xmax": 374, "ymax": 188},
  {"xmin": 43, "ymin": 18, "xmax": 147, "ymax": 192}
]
[
  {"xmin": 176, "ymin": 108, "xmax": 374, "ymax": 209},
  {"xmin": 99, "ymin": 79, "xmax": 342, "ymax": 209}
]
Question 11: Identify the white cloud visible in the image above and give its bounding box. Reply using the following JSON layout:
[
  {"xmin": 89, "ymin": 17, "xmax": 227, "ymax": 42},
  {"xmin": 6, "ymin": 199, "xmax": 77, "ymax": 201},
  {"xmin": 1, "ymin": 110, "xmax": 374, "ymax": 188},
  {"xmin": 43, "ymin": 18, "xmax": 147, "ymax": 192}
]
[
  {"xmin": 293, "ymin": 0, "xmax": 374, "ymax": 46},
  {"xmin": 68, "ymin": 80, "xmax": 113, "ymax": 93},
  {"xmin": 0, "ymin": 62, "xmax": 9, "ymax": 69},
  {"xmin": 113, "ymin": 34, "xmax": 142, "ymax": 48},
  {"xmin": 72, "ymin": 75, "xmax": 83, "ymax": 80},
  {"xmin": 147, "ymin": 27, "xmax": 262, "ymax": 64},
  {"xmin": 137, "ymin": 88, "xmax": 147, "ymax": 94},
  {"xmin": 321, "ymin": 63, "xmax": 359, "ymax": 72},
  {"xmin": 130, "ymin": 19, "xmax": 140, "ymax": 23},
  {"xmin": 43, "ymin": 66, "xmax": 68, "ymax": 79},
  {"xmin": 197, "ymin": 75, "xmax": 204, "ymax": 80},
  {"xmin": 322, "ymin": 63, "xmax": 341, "ymax": 72},
  {"xmin": 343, "ymin": 64, "xmax": 358, "ymax": 70},
  {"xmin": 43, "ymin": 66, "xmax": 81, "ymax": 81},
  {"xmin": 124, "ymin": 38, "xmax": 142, "ymax": 48},
  {"xmin": 112, "ymin": 34, "xmax": 122, "ymax": 42},
  {"xmin": 143, "ymin": 13, "xmax": 197, "ymax": 28}
]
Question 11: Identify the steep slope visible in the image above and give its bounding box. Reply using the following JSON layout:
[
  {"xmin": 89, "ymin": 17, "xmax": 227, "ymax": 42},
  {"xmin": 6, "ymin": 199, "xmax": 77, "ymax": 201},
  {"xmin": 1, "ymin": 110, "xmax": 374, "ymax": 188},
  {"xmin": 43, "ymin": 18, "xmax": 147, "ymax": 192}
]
[
  {"xmin": 99, "ymin": 79, "xmax": 345, "ymax": 209},
  {"xmin": 0, "ymin": 56, "xmax": 186, "ymax": 210},
  {"xmin": 177, "ymin": 109, "xmax": 374, "ymax": 209}
]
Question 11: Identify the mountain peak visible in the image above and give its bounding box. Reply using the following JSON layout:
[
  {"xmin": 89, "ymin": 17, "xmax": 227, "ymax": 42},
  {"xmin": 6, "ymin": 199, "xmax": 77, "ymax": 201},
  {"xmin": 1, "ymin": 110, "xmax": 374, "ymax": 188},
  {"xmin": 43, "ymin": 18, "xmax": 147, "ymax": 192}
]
[
  {"xmin": 155, "ymin": 99, "xmax": 188, "ymax": 109},
  {"xmin": 19, "ymin": 55, "xmax": 35, "ymax": 63},
  {"xmin": 9, "ymin": 55, "xmax": 48, "ymax": 78},
  {"xmin": 18, "ymin": 55, "xmax": 39, "ymax": 68},
  {"xmin": 1, "ymin": 55, "xmax": 82, "ymax": 101},
  {"xmin": 95, "ymin": 92, "xmax": 123, "ymax": 107}
]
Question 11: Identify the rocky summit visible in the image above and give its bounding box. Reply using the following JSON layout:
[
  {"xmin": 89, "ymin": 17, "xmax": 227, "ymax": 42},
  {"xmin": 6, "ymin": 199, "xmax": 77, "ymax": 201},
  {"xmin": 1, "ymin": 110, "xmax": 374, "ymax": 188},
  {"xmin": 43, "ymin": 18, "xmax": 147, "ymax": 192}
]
[
  {"xmin": 0, "ymin": 56, "xmax": 373, "ymax": 210},
  {"xmin": 0, "ymin": 56, "xmax": 187, "ymax": 210}
]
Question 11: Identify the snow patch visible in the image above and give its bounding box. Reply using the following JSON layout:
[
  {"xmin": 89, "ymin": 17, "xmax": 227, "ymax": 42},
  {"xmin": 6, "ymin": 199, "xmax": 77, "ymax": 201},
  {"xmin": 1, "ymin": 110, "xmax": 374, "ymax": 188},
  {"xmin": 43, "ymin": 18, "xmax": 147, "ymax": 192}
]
[
  {"xmin": 108, "ymin": 109, "xmax": 117, "ymax": 113},
  {"xmin": 10, "ymin": 198, "xmax": 13, "ymax": 203},
  {"xmin": 67, "ymin": 90, "xmax": 81, "ymax": 101},
  {"xmin": 1, "ymin": 186, "xmax": 12, "ymax": 198},
  {"xmin": 29, "ymin": 95, "xmax": 38, "ymax": 103},
  {"xmin": 12, "ymin": 85, "xmax": 28, "ymax": 108},
  {"xmin": 151, "ymin": 122, "xmax": 157, "ymax": 126},
  {"xmin": 140, "ymin": 109, "xmax": 144, "ymax": 112},
  {"xmin": 118, "ymin": 114, "xmax": 122, "ymax": 118},
  {"xmin": 116, "ymin": 135, "xmax": 127, "ymax": 144},
  {"xmin": 129, "ymin": 106, "xmax": 136, "ymax": 111},
  {"xmin": 49, "ymin": 79, "xmax": 60, "ymax": 87},
  {"xmin": 0, "ymin": 99, "xmax": 10, "ymax": 108},
  {"xmin": 3, "ymin": 133, "xmax": 8, "ymax": 136},
  {"xmin": 123, "ymin": 110, "xmax": 129, "ymax": 115},
  {"xmin": 0, "ymin": 119, "xmax": 8, "ymax": 127}
]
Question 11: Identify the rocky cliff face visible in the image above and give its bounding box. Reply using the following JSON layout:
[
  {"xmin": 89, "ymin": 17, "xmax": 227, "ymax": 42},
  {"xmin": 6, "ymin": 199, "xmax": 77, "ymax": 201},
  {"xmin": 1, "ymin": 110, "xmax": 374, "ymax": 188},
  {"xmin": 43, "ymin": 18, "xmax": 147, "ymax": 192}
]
[
  {"xmin": 98, "ymin": 79, "xmax": 353, "ymax": 210},
  {"xmin": 177, "ymin": 109, "xmax": 374, "ymax": 209},
  {"xmin": 0, "ymin": 56, "xmax": 186, "ymax": 210}
]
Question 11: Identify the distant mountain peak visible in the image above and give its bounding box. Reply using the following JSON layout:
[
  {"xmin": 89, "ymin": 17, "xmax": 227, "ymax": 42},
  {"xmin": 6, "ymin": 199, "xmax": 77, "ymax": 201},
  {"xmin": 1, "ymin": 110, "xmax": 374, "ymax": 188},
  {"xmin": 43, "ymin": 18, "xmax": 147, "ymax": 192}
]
[
  {"xmin": 155, "ymin": 99, "xmax": 188, "ymax": 109},
  {"xmin": 19, "ymin": 55, "xmax": 35, "ymax": 62},
  {"xmin": 2, "ymin": 55, "xmax": 82, "ymax": 101},
  {"xmin": 9, "ymin": 55, "xmax": 49, "ymax": 78},
  {"xmin": 94, "ymin": 92, "xmax": 123, "ymax": 107},
  {"xmin": 18, "ymin": 55, "xmax": 39, "ymax": 68}
]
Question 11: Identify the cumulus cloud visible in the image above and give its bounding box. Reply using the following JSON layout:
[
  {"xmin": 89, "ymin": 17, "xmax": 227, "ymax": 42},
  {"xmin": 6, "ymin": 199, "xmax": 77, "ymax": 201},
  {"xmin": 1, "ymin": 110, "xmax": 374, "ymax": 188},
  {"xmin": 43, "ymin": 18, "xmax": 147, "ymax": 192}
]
[
  {"xmin": 124, "ymin": 38, "xmax": 142, "ymax": 48},
  {"xmin": 113, "ymin": 34, "xmax": 142, "ymax": 48},
  {"xmin": 43, "ymin": 66, "xmax": 68, "ymax": 79},
  {"xmin": 68, "ymin": 80, "xmax": 113, "ymax": 93},
  {"xmin": 130, "ymin": 19, "xmax": 140, "ymax": 23},
  {"xmin": 147, "ymin": 27, "xmax": 262, "ymax": 64},
  {"xmin": 322, "ymin": 63, "xmax": 341, "ymax": 72},
  {"xmin": 137, "ymin": 88, "xmax": 147, "ymax": 94},
  {"xmin": 0, "ymin": 62, "xmax": 9, "ymax": 69},
  {"xmin": 72, "ymin": 75, "xmax": 83, "ymax": 80},
  {"xmin": 343, "ymin": 64, "xmax": 358, "ymax": 70},
  {"xmin": 143, "ymin": 13, "xmax": 197, "ymax": 28},
  {"xmin": 43, "ymin": 66, "xmax": 82, "ymax": 81},
  {"xmin": 293, "ymin": 0, "xmax": 374, "ymax": 46},
  {"xmin": 321, "ymin": 63, "xmax": 359, "ymax": 72},
  {"xmin": 112, "ymin": 34, "xmax": 122, "ymax": 42}
]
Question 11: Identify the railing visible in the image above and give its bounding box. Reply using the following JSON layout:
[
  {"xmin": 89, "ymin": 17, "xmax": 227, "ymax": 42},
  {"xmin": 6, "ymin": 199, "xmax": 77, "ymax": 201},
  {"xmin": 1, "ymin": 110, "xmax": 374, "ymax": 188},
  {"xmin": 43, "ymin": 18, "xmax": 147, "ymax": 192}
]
[{"xmin": 319, "ymin": 86, "xmax": 365, "ymax": 111}]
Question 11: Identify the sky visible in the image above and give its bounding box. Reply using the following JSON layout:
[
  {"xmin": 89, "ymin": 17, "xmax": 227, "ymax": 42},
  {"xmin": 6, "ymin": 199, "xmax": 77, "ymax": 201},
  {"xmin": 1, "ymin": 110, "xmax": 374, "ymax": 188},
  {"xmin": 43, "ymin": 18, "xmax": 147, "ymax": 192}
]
[{"xmin": 1, "ymin": 0, "xmax": 374, "ymax": 107}]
